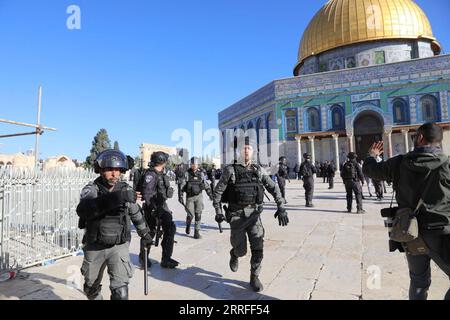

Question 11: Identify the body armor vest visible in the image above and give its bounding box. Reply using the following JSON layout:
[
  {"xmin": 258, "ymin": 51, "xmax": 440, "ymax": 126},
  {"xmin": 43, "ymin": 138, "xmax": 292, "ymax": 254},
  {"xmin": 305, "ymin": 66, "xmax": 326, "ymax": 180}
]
[
  {"xmin": 185, "ymin": 170, "xmax": 205, "ymax": 197},
  {"xmin": 301, "ymin": 162, "xmax": 314, "ymax": 177},
  {"xmin": 148, "ymin": 168, "xmax": 174, "ymax": 205},
  {"xmin": 222, "ymin": 164, "xmax": 264, "ymax": 207},
  {"xmin": 85, "ymin": 179, "xmax": 131, "ymax": 246}
]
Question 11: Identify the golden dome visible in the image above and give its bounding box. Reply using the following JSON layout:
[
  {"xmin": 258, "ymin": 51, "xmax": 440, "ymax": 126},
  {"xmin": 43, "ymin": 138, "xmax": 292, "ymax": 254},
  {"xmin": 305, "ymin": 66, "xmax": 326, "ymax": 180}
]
[{"xmin": 295, "ymin": 0, "xmax": 441, "ymax": 75}]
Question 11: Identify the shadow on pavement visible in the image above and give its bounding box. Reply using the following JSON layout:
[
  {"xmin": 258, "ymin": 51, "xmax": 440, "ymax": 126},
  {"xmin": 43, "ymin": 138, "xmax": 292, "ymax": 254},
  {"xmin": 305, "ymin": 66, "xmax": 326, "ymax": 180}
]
[
  {"xmin": 129, "ymin": 254, "xmax": 279, "ymax": 300},
  {"xmin": 0, "ymin": 272, "xmax": 72, "ymax": 300}
]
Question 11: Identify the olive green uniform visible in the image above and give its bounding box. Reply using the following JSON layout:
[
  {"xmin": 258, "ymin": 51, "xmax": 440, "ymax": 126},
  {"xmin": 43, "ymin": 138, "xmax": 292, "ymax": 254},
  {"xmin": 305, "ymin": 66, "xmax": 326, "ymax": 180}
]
[
  {"xmin": 179, "ymin": 169, "xmax": 212, "ymax": 234},
  {"xmin": 212, "ymin": 162, "xmax": 285, "ymax": 277},
  {"xmin": 77, "ymin": 178, "xmax": 150, "ymax": 300}
]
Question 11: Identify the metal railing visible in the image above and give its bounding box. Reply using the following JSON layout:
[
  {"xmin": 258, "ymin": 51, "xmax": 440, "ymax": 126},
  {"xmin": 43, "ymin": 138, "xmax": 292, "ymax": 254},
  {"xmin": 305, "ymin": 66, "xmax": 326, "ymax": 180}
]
[{"xmin": 0, "ymin": 166, "xmax": 97, "ymax": 272}]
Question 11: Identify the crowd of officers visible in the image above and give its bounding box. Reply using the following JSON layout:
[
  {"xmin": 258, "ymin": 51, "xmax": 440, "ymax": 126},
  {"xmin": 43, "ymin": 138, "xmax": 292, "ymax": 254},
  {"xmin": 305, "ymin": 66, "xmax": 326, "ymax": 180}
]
[{"xmin": 76, "ymin": 123, "xmax": 450, "ymax": 301}]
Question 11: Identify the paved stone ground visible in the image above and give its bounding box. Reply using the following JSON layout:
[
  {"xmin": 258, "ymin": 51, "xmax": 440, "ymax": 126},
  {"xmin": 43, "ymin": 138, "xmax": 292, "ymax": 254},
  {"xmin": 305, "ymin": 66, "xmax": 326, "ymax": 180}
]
[{"xmin": 1, "ymin": 179, "xmax": 448, "ymax": 300}]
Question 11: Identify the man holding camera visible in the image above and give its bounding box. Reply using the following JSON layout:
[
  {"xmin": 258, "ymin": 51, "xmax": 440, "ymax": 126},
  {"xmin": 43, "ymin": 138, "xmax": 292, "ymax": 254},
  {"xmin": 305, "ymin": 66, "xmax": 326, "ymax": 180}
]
[{"xmin": 363, "ymin": 123, "xmax": 450, "ymax": 300}]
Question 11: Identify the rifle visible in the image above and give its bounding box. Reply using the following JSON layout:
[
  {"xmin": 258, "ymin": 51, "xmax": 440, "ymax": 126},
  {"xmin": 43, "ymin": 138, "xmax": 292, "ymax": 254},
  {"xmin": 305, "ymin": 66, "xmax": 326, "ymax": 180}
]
[
  {"xmin": 264, "ymin": 192, "xmax": 271, "ymax": 202},
  {"xmin": 143, "ymin": 246, "xmax": 149, "ymax": 296}
]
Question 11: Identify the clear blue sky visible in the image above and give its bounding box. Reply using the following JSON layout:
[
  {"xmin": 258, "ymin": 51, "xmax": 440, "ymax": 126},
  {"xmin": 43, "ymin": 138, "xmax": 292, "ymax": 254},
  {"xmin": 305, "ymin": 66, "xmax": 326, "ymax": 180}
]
[{"xmin": 0, "ymin": 0, "xmax": 449, "ymax": 160}]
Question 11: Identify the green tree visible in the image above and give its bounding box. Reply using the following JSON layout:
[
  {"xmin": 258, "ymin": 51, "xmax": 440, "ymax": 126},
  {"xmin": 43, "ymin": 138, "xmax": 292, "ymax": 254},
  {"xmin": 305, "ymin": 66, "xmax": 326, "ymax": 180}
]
[
  {"xmin": 114, "ymin": 141, "xmax": 120, "ymax": 150},
  {"xmin": 85, "ymin": 129, "xmax": 112, "ymax": 168}
]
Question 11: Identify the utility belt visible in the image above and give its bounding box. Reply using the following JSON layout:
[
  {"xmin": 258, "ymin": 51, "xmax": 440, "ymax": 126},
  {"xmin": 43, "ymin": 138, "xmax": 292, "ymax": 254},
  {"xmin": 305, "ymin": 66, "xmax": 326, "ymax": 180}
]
[{"xmin": 225, "ymin": 204, "xmax": 263, "ymax": 221}]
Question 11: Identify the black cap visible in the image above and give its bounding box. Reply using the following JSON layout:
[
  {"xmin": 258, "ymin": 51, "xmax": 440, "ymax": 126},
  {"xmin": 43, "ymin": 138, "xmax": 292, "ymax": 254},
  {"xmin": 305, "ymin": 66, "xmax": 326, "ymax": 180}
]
[{"xmin": 303, "ymin": 153, "xmax": 311, "ymax": 159}]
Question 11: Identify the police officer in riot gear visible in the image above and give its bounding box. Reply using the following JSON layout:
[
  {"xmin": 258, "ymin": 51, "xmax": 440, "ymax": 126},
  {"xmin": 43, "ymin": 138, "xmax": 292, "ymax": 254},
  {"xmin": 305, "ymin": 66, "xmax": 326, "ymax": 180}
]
[
  {"xmin": 139, "ymin": 151, "xmax": 179, "ymax": 269},
  {"xmin": 77, "ymin": 150, "xmax": 153, "ymax": 300},
  {"xmin": 364, "ymin": 123, "xmax": 450, "ymax": 300},
  {"xmin": 179, "ymin": 157, "xmax": 213, "ymax": 239},
  {"xmin": 276, "ymin": 156, "xmax": 289, "ymax": 201},
  {"xmin": 341, "ymin": 152, "xmax": 365, "ymax": 214},
  {"xmin": 213, "ymin": 138, "xmax": 289, "ymax": 292},
  {"xmin": 299, "ymin": 153, "xmax": 317, "ymax": 207}
]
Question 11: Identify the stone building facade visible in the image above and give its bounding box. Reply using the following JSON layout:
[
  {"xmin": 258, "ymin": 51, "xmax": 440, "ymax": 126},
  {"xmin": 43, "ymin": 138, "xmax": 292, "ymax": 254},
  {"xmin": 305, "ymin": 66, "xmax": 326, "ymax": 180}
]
[{"xmin": 218, "ymin": 0, "xmax": 450, "ymax": 171}]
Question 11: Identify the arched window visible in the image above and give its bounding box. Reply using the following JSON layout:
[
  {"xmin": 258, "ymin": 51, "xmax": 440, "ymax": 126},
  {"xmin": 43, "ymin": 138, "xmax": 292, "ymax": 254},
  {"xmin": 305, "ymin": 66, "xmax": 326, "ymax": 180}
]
[
  {"xmin": 285, "ymin": 110, "xmax": 297, "ymax": 133},
  {"xmin": 307, "ymin": 107, "xmax": 321, "ymax": 132},
  {"xmin": 331, "ymin": 105, "xmax": 344, "ymax": 130},
  {"xmin": 392, "ymin": 98, "xmax": 409, "ymax": 124},
  {"xmin": 256, "ymin": 118, "xmax": 263, "ymax": 146},
  {"xmin": 421, "ymin": 95, "xmax": 439, "ymax": 122}
]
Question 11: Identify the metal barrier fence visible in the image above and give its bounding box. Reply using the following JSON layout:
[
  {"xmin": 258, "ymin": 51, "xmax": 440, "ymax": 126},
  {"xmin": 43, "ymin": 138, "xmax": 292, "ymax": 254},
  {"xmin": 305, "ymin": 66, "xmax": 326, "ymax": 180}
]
[{"xmin": 0, "ymin": 166, "xmax": 97, "ymax": 272}]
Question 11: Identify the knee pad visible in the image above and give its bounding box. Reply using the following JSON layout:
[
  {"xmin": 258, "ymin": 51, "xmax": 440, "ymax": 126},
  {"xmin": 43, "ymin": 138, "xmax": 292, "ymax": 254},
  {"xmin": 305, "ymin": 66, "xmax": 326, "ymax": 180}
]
[
  {"xmin": 84, "ymin": 284, "xmax": 102, "ymax": 300},
  {"xmin": 111, "ymin": 286, "xmax": 129, "ymax": 300}
]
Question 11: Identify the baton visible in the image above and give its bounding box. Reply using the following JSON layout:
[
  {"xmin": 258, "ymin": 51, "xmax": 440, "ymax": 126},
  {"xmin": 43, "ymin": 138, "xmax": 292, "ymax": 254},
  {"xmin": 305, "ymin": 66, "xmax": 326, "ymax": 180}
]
[{"xmin": 143, "ymin": 247, "xmax": 149, "ymax": 296}]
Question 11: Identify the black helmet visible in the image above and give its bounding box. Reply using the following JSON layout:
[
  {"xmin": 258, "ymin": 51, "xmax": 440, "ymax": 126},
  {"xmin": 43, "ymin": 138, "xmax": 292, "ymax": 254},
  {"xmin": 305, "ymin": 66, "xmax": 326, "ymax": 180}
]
[
  {"xmin": 94, "ymin": 150, "xmax": 129, "ymax": 174},
  {"xmin": 347, "ymin": 152, "xmax": 357, "ymax": 160},
  {"xmin": 190, "ymin": 157, "xmax": 200, "ymax": 165},
  {"xmin": 303, "ymin": 153, "xmax": 312, "ymax": 160},
  {"xmin": 150, "ymin": 151, "xmax": 169, "ymax": 166}
]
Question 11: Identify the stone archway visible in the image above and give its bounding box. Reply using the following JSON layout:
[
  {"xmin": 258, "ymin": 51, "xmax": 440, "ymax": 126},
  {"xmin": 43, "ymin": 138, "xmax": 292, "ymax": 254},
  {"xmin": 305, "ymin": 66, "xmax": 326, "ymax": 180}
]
[{"xmin": 353, "ymin": 111, "xmax": 384, "ymax": 159}]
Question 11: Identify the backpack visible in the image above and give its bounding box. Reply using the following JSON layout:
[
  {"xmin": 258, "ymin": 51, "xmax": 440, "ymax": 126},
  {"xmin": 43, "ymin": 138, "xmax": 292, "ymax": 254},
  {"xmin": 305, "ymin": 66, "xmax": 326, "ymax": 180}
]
[{"xmin": 342, "ymin": 161, "xmax": 356, "ymax": 180}]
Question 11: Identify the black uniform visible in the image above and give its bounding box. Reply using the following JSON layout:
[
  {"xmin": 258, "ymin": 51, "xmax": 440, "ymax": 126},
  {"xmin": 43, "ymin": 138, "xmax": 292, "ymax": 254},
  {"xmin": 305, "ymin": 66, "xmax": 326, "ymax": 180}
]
[
  {"xmin": 294, "ymin": 163, "xmax": 300, "ymax": 180},
  {"xmin": 140, "ymin": 166, "xmax": 177, "ymax": 266},
  {"xmin": 326, "ymin": 163, "xmax": 336, "ymax": 189},
  {"xmin": 299, "ymin": 160, "xmax": 317, "ymax": 206},
  {"xmin": 276, "ymin": 163, "xmax": 289, "ymax": 199},
  {"xmin": 341, "ymin": 159, "xmax": 365, "ymax": 213},
  {"xmin": 207, "ymin": 167, "xmax": 217, "ymax": 193}
]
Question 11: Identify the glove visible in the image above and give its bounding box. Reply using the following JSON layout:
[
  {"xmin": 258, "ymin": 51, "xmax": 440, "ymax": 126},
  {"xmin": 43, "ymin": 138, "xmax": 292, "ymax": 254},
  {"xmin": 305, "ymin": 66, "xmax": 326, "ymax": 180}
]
[
  {"xmin": 215, "ymin": 214, "xmax": 225, "ymax": 224},
  {"xmin": 215, "ymin": 207, "xmax": 225, "ymax": 223},
  {"xmin": 121, "ymin": 189, "xmax": 137, "ymax": 203},
  {"xmin": 140, "ymin": 232, "xmax": 153, "ymax": 248},
  {"xmin": 274, "ymin": 208, "xmax": 289, "ymax": 227}
]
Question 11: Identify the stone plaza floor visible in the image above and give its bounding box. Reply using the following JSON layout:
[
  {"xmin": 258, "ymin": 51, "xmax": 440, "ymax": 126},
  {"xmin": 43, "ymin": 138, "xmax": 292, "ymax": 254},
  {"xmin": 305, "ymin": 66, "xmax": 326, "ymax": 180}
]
[{"xmin": 0, "ymin": 179, "xmax": 448, "ymax": 300}]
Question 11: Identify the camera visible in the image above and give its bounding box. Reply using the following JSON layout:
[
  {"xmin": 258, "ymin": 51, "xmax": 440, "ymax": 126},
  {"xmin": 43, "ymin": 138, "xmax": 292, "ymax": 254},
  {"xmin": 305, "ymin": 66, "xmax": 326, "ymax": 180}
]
[
  {"xmin": 380, "ymin": 207, "xmax": 398, "ymax": 218},
  {"xmin": 381, "ymin": 206, "xmax": 405, "ymax": 253}
]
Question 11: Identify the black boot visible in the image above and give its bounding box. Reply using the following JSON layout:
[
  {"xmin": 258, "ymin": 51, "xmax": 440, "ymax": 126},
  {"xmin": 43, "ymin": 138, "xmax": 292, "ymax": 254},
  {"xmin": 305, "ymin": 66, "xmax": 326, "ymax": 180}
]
[
  {"xmin": 185, "ymin": 216, "xmax": 192, "ymax": 235},
  {"xmin": 250, "ymin": 275, "xmax": 263, "ymax": 292},
  {"xmin": 83, "ymin": 284, "xmax": 103, "ymax": 300},
  {"xmin": 111, "ymin": 286, "xmax": 128, "ymax": 300},
  {"xmin": 194, "ymin": 229, "xmax": 202, "ymax": 239},
  {"xmin": 409, "ymin": 286, "xmax": 429, "ymax": 300},
  {"xmin": 229, "ymin": 250, "xmax": 239, "ymax": 272},
  {"xmin": 161, "ymin": 258, "xmax": 179, "ymax": 269}
]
